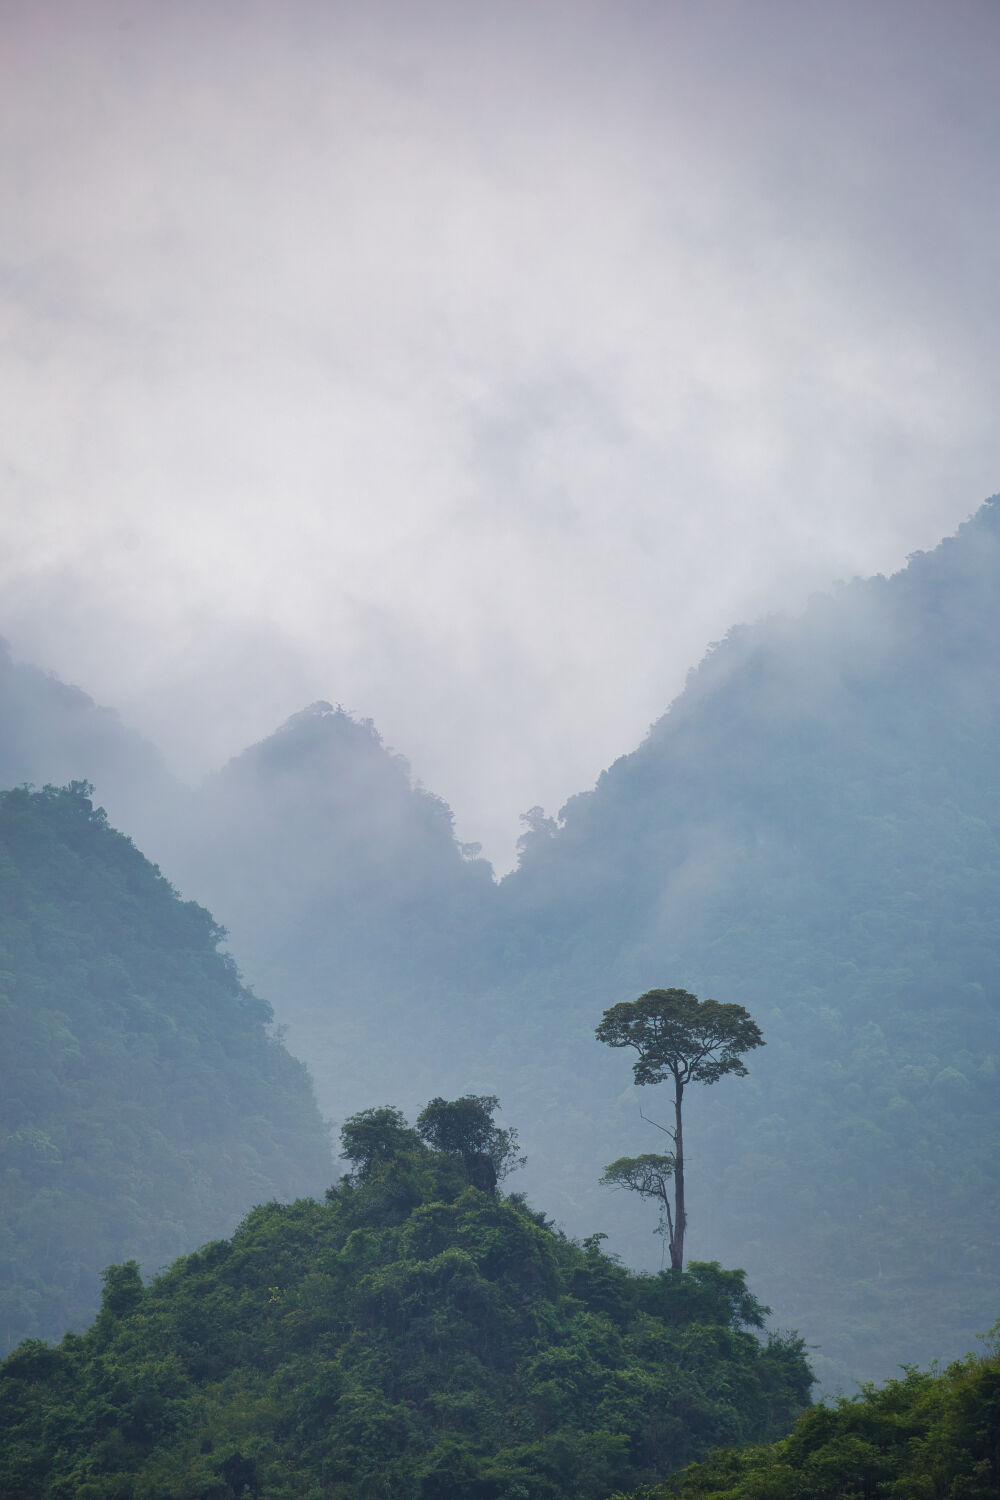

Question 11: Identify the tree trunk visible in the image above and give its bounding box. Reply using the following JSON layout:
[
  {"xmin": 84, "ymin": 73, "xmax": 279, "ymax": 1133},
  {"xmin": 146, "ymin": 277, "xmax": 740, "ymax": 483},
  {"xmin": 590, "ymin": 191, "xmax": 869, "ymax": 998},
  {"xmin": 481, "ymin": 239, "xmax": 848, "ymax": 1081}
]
[{"xmin": 670, "ymin": 1075, "xmax": 685, "ymax": 1270}]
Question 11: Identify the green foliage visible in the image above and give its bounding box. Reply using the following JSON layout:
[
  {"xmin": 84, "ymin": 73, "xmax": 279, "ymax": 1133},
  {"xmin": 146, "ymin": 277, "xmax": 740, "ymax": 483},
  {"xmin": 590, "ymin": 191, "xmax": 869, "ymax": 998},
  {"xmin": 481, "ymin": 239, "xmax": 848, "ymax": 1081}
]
[
  {"xmin": 597, "ymin": 990, "xmax": 762, "ymax": 1270},
  {"xmin": 10, "ymin": 499, "xmax": 1000, "ymax": 1390},
  {"xmin": 0, "ymin": 783, "xmax": 332, "ymax": 1351},
  {"xmin": 596, "ymin": 991, "xmax": 764, "ymax": 1090},
  {"xmin": 417, "ymin": 1094, "xmax": 526, "ymax": 1192},
  {"xmin": 616, "ymin": 1339, "xmax": 1000, "ymax": 1499},
  {"xmin": 0, "ymin": 1129, "xmax": 814, "ymax": 1499},
  {"xmin": 339, "ymin": 1105, "xmax": 426, "ymax": 1180},
  {"xmin": 601, "ymin": 1156, "xmax": 676, "ymax": 1241}
]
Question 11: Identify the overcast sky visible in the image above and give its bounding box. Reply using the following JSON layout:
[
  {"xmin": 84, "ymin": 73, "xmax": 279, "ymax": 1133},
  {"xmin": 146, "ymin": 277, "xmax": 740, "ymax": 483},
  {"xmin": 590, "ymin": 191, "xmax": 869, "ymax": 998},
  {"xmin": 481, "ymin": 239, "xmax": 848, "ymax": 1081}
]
[{"xmin": 2, "ymin": 0, "xmax": 998, "ymax": 869}]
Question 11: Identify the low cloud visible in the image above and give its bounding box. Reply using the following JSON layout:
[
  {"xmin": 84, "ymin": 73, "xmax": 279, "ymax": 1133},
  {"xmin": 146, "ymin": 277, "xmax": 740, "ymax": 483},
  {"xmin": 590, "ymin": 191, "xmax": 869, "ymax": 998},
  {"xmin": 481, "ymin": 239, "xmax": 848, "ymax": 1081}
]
[{"xmin": 1, "ymin": 0, "xmax": 998, "ymax": 867}]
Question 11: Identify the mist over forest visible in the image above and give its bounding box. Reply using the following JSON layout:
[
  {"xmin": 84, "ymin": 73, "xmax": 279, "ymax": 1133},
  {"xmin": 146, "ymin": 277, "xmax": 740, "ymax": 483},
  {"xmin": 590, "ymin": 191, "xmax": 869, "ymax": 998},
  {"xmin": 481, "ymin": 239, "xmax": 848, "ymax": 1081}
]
[
  {"xmin": 4, "ymin": 3, "xmax": 1000, "ymax": 1492},
  {"xmin": 3, "ymin": 497, "xmax": 999, "ymax": 1403}
]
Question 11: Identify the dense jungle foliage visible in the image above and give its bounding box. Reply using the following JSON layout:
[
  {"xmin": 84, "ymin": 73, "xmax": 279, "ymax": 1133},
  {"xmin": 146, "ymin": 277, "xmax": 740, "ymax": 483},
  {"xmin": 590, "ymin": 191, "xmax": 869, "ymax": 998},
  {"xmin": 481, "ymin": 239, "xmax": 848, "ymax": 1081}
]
[
  {"xmin": 0, "ymin": 1120, "xmax": 813, "ymax": 1500},
  {"xmin": 615, "ymin": 1335, "xmax": 1000, "ymax": 1499},
  {"xmin": 143, "ymin": 500, "xmax": 1000, "ymax": 1389},
  {"xmin": 4, "ymin": 496, "xmax": 1000, "ymax": 1392},
  {"xmin": 0, "ymin": 783, "xmax": 332, "ymax": 1351}
]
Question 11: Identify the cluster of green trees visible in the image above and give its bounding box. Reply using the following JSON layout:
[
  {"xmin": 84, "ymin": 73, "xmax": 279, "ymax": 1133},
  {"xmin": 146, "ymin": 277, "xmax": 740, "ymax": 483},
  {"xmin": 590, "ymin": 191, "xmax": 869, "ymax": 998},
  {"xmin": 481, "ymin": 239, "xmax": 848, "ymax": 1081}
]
[
  {"xmin": 0, "ymin": 1100, "xmax": 813, "ymax": 1500},
  {"xmin": 118, "ymin": 497, "xmax": 998, "ymax": 1389},
  {"xmin": 612, "ymin": 1336, "xmax": 1000, "ymax": 1499},
  {"xmin": 5, "ymin": 498, "xmax": 1000, "ymax": 1391},
  {"xmin": 0, "ymin": 782, "xmax": 332, "ymax": 1350}
]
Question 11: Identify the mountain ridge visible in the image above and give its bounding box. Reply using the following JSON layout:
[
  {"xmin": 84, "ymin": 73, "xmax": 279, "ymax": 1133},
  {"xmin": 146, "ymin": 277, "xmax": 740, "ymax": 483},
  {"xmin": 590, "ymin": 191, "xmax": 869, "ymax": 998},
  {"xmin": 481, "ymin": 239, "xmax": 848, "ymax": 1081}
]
[{"xmin": 2, "ymin": 494, "xmax": 999, "ymax": 1388}]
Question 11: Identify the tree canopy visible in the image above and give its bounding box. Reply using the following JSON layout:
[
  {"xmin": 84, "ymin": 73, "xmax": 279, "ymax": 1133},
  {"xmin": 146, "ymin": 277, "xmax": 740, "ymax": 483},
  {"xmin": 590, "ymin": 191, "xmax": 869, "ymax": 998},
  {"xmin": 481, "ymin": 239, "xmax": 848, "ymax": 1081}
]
[
  {"xmin": 339, "ymin": 1105, "xmax": 425, "ymax": 1180},
  {"xmin": 416, "ymin": 1093, "xmax": 525, "ymax": 1193},
  {"xmin": 595, "ymin": 990, "xmax": 764, "ymax": 1089},
  {"xmin": 0, "ymin": 1106, "xmax": 814, "ymax": 1500},
  {"xmin": 619, "ymin": 1334, "xmax": 1000, "ymax": 1500}
]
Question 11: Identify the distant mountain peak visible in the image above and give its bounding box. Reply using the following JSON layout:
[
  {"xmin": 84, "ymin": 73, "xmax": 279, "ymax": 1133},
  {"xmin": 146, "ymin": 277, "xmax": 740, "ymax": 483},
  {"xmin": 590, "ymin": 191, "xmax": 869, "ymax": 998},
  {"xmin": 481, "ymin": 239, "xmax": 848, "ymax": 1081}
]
[{"xmin": 282, "ymin": 699, "xmax": 337, "ymax": 726}]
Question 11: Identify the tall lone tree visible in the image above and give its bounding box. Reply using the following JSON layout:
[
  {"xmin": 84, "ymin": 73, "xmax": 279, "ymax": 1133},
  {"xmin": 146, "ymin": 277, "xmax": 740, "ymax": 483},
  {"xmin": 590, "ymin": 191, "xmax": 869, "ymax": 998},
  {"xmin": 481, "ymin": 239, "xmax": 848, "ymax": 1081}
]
[{"xmin": 596, "ymin": 988, "xmax": 763, "ymax": 1270}]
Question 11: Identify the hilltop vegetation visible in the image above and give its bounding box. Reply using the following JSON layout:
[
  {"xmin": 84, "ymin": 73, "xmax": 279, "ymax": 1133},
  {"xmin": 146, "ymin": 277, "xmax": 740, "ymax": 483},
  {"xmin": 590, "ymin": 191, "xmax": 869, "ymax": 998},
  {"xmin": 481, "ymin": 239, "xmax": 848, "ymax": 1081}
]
[
  {"xmin": 0, "ymin": 783, "xmax": 332, "ymax": 1351},
  {"xmin": 0, "ymin": 1114, "xmax": 812, "ymax": 1500},
  {"xmin": 618, "ymin": 1336, "xmax": 1000, "ymax": 1500},
  {"xmin": 3, "ymin": 496, "xmax": 999, "ymax": 1388}
]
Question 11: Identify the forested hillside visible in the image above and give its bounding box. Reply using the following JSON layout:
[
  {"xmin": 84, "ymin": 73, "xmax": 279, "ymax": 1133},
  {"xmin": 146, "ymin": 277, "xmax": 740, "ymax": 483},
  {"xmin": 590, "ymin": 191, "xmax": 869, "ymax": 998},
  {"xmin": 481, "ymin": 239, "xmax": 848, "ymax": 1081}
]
[
  {"xmin": 488, "ymin": 497, "xmax": 1000, "ymax": 1386},
  {"xmin": 148, "ymin": 499, "xmax": 999, "ymax": 1388},
  {"xmin": 622, "ymin": 1333, "xmax": 1000, "ymax": 1499},
  {"xmin": 0, "ymin": 783, "xmax": 333, "ymax": 1351},
  {"xmin": 0, "ymin": 1111, "xmax": 812, "ymax": 1499},
  {"xmin": 3, "ymin": 497, "xmax": 999, "ymax": 1391}
]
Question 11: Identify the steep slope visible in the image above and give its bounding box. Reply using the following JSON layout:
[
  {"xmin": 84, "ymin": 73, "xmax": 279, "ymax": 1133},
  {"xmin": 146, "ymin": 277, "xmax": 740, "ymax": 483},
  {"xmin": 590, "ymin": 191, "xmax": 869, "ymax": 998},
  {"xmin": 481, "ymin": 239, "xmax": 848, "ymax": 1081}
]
[
  {"xmin": 0, "ymin": 640, "xmax": 182, "ymax": 853},
  {"xmin": 6, "ymin": 498, "xmax": 998, "ymax": 1392},
  {"xmin": 493, "ymin": 495, "xmax": 1000, "ymax": 1387},
  {"xmin": 125, "ymin": 499, "xmax": 1000, "ymax": 1390},
  {"xmin": 158, "ymin": 703, "xmax": 497, "ymax": 1116},
  {"xmin": 0, "ymin": 783, "xmax": 333, "ymax": 1351},
  {"xmin": 0, "ymin": 1126, "xmax": 813, "ymax": 1500},
  {"xmin": 644, "ymin": 1341, "xmax": 1000, "ymax": 1499}
]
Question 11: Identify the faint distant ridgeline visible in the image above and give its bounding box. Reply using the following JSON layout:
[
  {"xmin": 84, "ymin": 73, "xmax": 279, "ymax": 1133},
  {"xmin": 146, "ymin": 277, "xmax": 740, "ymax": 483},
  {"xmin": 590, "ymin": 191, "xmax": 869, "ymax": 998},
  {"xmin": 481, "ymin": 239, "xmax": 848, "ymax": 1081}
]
[
  {"xmin": 157, "ymin": 701, "xmax": 498, "ymax": 1114},
  {"xmin": 0, "ymin": 640, "xmax": 182, "ymax": 853},
  {"xmin": 2, "ymin": 497, "xmax": 999, "ymax": 1391}
]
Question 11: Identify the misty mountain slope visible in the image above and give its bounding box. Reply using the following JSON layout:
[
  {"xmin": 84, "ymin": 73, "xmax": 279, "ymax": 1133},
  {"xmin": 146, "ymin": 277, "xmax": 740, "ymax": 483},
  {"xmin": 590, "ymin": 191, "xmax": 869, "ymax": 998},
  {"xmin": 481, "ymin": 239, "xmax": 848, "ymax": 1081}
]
[
  {"xmin": 0, "ymin": 782, "xmax": 333, "ymax": 1352},
  {"xmin": 488, "ymin": 494, "xmax": 1000, "ymax": 1387},
  {"xmin": 6, "ymin": 500, "xmax": 997, "ymax": 1391},
  {"xmin": 159, "ymin": 703, "xmax": 497, "ymax": 1115},
  {"xmin": 127, "ymin": 499, "xmax": 1000, "ymax": 1389},
  {"xmin": 507, "ymin": 497, "xmax": 1000, "ymax": 956},
  {"xmin": 0, "ymin": 639, "xmax": 183, "ymax": 852}
]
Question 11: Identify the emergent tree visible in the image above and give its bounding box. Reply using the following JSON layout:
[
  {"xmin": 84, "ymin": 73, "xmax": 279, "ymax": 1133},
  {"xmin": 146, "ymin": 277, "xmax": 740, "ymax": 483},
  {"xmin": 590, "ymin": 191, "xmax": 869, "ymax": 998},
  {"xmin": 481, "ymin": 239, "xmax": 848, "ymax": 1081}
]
[{"xmin": 596, "ymin": 988, "xmax": 763, "ymax": 1269}]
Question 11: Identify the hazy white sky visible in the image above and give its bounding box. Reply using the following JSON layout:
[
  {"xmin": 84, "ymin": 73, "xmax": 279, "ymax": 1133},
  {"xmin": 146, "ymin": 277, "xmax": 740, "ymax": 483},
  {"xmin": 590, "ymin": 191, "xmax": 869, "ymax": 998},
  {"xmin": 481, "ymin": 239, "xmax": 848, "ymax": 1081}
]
[{"xmin": 2, "ymin": 0, "xmax": 998, "ymax": 869}]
